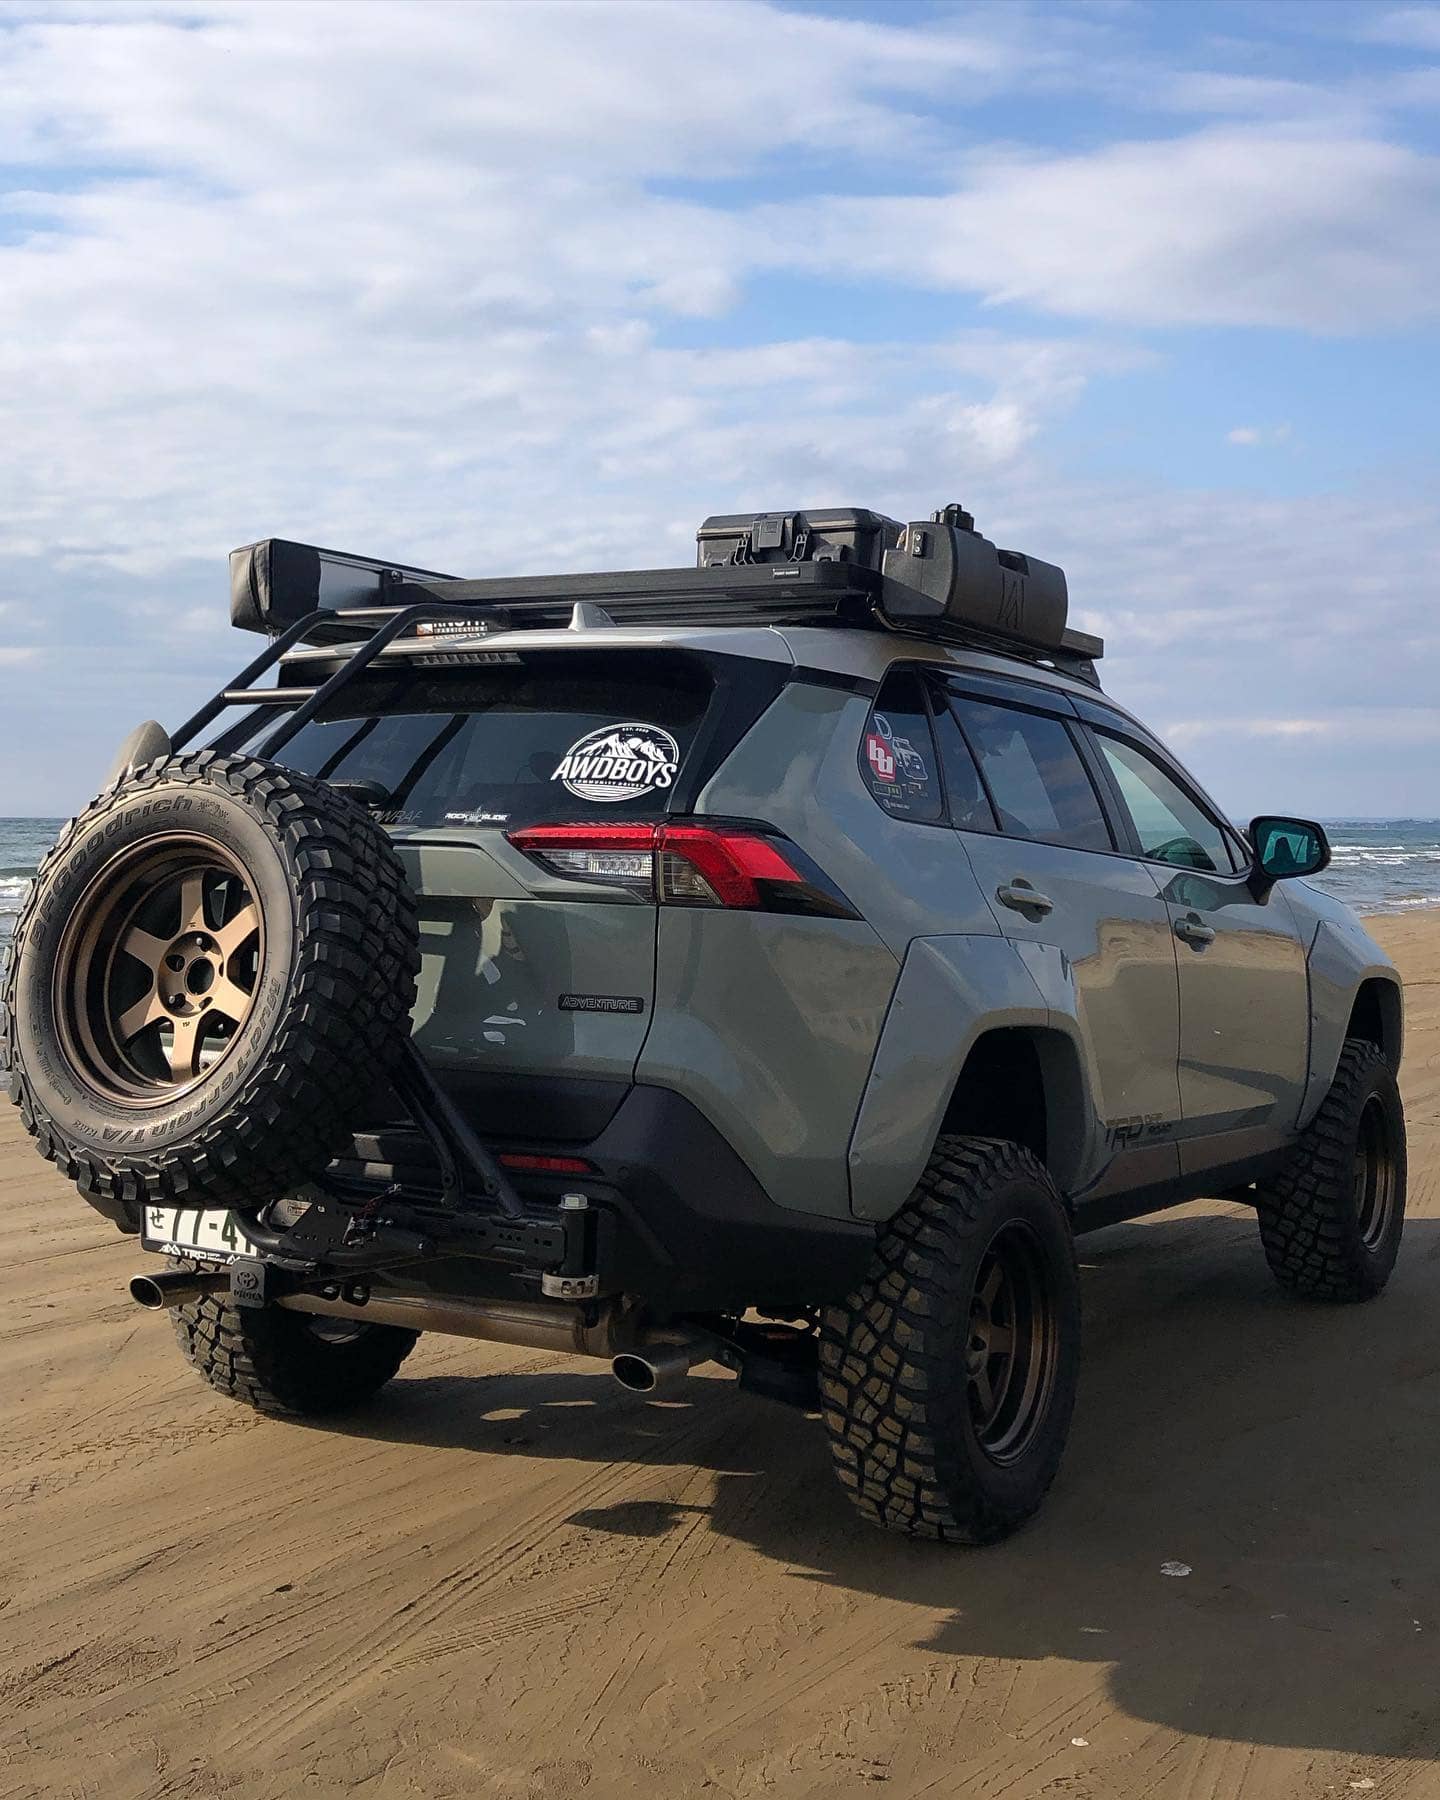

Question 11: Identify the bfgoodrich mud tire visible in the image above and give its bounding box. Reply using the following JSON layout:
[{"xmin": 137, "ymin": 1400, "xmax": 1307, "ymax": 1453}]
[
  {"xmin": 2, "ymin": 752, "xmax": 418, "ymax": 1228},
  {"xmin": 172, "ymin": 1284, "xmax": 418, "ymax": 1418},
  {"xmin": 1255, "ymin": 1037, "xmax": 1406, "ymax": 1302},
  {"xmin": 820, "ymin": 1136, "xmax": 1079, "ymax": 1545}
]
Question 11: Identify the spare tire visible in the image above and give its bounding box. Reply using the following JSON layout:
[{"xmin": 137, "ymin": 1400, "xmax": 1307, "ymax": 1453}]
[{"xmin": 2, "ymin": 751, "xmax": 418, "ymax": 1229}]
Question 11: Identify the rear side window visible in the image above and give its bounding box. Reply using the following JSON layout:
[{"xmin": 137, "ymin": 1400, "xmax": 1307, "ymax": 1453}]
[
  {"xmin": 950, "ymin": 697, "xmax": 1112, "ymax": 851},
  {"xmin": 858, "ymin": 671, "xmax": 943, "ymax": 822},
  {"xmin": 237, "ymin": 653, "xmax": 714, "ymax": 828},
  {"xmin": 928, "ymin": 697, "xmax": 997, "ymax": 833}
]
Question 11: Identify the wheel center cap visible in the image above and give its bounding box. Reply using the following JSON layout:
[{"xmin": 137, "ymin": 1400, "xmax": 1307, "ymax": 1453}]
[
  {"xmin": 966, "ymin": 1310, "xmax": 991, "ymax": 1372},
  {"xmin": 159, "ymin": 932, "xmax": 220, "ymax": 1012}
]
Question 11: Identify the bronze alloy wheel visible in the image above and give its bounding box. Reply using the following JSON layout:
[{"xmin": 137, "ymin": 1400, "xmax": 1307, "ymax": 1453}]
[
  {"xmin": 965, "ymin": 1221, "xmax": 1060, "ymax": 1465},
  {"xmin": 1355, "ymin": 1093, "xmax": 1401, "ymax": 1251},
  {"xmin": 54, "ymin": 836, "xmax": 266, "ymax": 1104},
  {"xmin": 5, "ymin": 753, "xmax": 419, "ymax": 1224}
]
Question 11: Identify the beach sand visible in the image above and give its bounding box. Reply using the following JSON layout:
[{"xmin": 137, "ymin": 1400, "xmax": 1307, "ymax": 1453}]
[{"xmin": 2, "ymin": 913, "xmax": 1437, "ymax": 1800}]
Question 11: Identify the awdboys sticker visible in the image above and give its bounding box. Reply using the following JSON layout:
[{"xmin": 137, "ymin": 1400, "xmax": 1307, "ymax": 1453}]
[{"xmin": 551, "ymin": 722, "xmax": 681, "ymax": 803}]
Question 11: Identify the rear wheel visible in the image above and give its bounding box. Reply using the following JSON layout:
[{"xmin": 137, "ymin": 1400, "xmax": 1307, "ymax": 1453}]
[
  {"xmin": 172, "ymin": 1282, "xmax": 418, "ymax": 1417},
  {"xmin": 820, "ymin": 1136, "xmax": 1080, "ymax": 1544},
  {"xmin": 1255, "ymin": 1037, "xmax": 1406, "ymax": 1301}
]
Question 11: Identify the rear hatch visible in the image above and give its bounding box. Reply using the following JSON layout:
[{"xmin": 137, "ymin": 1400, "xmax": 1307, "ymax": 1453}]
[{"xmin": 235, "ymin": 638, "xmax": 790, "ymax": 1137}]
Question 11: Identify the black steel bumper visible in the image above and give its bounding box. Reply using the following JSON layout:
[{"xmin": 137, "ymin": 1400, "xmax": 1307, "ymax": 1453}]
[{"xmin": 331, "ymin": 1081, "xmax": 876, "ymax": 1313}]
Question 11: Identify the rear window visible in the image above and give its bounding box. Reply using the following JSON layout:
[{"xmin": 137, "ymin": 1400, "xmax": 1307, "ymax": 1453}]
[{"xmin": 235, "ymin": 652, "xmax": 715, "ymax": 828}]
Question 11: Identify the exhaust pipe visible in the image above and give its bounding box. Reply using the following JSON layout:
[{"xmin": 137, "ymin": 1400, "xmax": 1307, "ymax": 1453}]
[
  {"xmin": 277, "ymin": 1290, "xmax": 627, "ymax": 1357},
  {"xmin": 128, "ymin": 1267, "xmax": 231, "ymax": 1310},
  {"xmin": 131, "ymin": 1273, "xmax": 722, "ymax": 1388},
  {"xmin": 611, "ymin": 1342, "xmax": 701, "ymax": 1399},
  {"xmin": 283, "ymin": 1289, "xmax": 720, "ymax": 1389}
]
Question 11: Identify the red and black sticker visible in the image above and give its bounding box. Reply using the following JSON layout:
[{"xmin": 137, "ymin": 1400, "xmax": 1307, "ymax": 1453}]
[{"xmin": 862, "ymin": 711, "xmax": 937, "ymax": 819}]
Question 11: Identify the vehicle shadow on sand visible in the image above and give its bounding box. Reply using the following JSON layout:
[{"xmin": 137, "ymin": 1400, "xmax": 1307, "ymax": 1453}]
[{"xmin": 325, "ymin": 1204, "xmax": 1440, "ymax": 1763}]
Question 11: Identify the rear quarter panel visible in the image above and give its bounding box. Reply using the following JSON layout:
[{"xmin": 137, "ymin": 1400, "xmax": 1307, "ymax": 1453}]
[
  {"xmin": 636, "ymin": 911, "xmax": 898, "ymax": 1217},
  {"xmin": 638, "ymin": 676, "xmax": 1001, "ymax": 1219},
  {"xmin": 846, "ymin": 934, "xmax": 1063, "ymax": 1220}
]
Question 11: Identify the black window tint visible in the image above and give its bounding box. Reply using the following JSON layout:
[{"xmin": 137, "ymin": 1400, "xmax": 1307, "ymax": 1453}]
[
  {"xmin": 859, "ymin": 671, "xmax": 943, "ymax": 822},
  {"xmin": 928, "ymin": 696, "xmax": 997, "ymax": 833},
  {"xmin": 952, "ymin": 698, "xmax": 1111, "ymax": 851},
  {"xmin": 236, "ymin": 654, "xmax": 713, "ymax": 828},
  {"xmin": 1094, "ymin": 733, "xmax": 1238, "ymax": 873}
]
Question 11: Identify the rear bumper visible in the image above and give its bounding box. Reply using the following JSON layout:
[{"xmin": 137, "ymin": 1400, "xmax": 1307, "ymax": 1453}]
[{"xmin": 338, "ymin": 1081, "xmax": 875, "ymax": 1312}]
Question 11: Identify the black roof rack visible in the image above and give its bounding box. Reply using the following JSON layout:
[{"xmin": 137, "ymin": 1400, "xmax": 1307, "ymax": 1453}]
[{"xmin": 186, "ymin": 518, "xmax": 1103, "ymax": 753}]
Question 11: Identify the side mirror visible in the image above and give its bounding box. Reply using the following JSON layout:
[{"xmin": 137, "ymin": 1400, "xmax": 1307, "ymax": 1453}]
[{"xmin": 1249, "ymin": 815, "xmax": 1330, "ymax": 887}]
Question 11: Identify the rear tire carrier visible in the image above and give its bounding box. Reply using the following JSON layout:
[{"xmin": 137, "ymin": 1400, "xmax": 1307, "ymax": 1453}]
[{"xmin": 3, "ymin": 752, "xmax": 419, "ymax": 1226}]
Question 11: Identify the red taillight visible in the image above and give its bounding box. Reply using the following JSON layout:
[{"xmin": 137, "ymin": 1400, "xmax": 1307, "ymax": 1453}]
[
  {"xmin": 654, "ymin": 825, "xmax": 800, "ymax": 908},
  {"xmin": 506, "ymin": 822, "xmax": 857, "ymax": 917},
  {"xmin": 498, "ymin": 1152, "xmax": 594, "ymax": 1174}
]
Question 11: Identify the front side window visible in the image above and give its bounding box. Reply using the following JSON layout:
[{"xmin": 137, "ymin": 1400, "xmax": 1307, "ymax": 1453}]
[
  {"xmin": 950, "ymin": 696, "xmax": 1112, "ymax": 851},
  {"xmin": 858, "ymin": 671, "xmax": 943, "ymax": 822},
  {"xmin": 1094, "ymin": 733, "xmax": 1237, "ymax": 873}
]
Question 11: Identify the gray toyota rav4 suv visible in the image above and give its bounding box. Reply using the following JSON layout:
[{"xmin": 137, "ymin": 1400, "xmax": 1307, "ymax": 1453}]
[{"xmin": 3, "ymin": 505, "xmax": 1405, "ymax": 1543}]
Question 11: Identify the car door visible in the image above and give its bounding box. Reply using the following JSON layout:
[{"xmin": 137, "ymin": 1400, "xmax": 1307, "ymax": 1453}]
[
  {"xmin": 1081, "ymin": 716, "xmax": 1308, "ymax": 1174},
  {"xmin": 935, "ymin": 676, "xmax": 1183, "ymax": 1200}
]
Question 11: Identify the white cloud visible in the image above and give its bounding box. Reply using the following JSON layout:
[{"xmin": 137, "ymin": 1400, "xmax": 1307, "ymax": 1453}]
[
  {"xmin": 1166, "ymin": 718, "xmax": 1331, "ymax": 745},
  {"xmin": 1227, "ymin": 424, "xmax": 1292, "ymax": 447},
  {"xmin": 0, "ymin": 0, "xmax": 1436, "ymax": 820},
  {"xmin": 1166, "ymin": 711, "xmax": 1440, "ymax": 749},
  {"xmin": 1362, "ymin": 7, "xmax": 1440, "ymax": 51},
  {"xmin": 782, "ymin": 130, "xmax": 1440, "ymax": 332}
]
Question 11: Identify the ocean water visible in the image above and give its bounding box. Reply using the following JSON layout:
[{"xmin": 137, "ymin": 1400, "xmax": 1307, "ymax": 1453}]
[
  {"xmin": 1, "ymin": 817, "xmax": 1438, "ymax": 963},
  {"xmin": 1309, "ymin": 821, "xmax": 1440, "ymax": 916},
  {"xmin": 0, "ymin": 818, "xmax": 63, "ymax": 959}
]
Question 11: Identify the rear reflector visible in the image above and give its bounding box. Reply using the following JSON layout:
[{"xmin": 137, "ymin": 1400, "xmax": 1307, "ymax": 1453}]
[
  {"xmin": 498, "ymin": 1152, "xmax": 595, "ymax": 1174},
  {"xmin": 506, "ymin": 822, "xmax": 859, "ymax": 918}
]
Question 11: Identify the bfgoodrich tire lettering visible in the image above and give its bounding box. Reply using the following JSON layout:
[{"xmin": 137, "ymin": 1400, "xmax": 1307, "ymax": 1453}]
[
  {"xmin": 2, "ymin": 752, "xmax": 419, "ymax": 1226},
  {"xmin": 1255, "ymin": 1037, "xmax": 1406, "ymax": 1302},
  {"xmin": 820, "ymin": 1135, "xmax": 1080, "ymax": 1544}
]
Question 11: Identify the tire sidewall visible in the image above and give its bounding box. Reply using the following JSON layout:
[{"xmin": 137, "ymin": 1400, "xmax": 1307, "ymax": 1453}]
[
  {"xmin": 929, "ymin": 1170, "xmax": 1080, "ymax": 1521},
  {"xmin": 1340, "ymin": 1053, "xmax": 1406, "ymax": 1288},
  {"xmin": 12, "ymin": 775, "xmax": 298, "ymax": 1154}
]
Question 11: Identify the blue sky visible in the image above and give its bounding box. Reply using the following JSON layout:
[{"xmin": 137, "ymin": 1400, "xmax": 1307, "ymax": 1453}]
[{"xmin": 0, "ymin": 0, "xmax": 1437, "ymax": 817}]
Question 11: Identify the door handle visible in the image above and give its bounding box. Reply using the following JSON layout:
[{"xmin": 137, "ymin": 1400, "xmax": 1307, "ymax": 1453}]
[
  {"xmin": 1174, "ymin": 915, "xmax": 1216, "ymax": 948},
  {"xmin": 997, "ymin": 882, "xmax": 1055, "ymax": 916}
]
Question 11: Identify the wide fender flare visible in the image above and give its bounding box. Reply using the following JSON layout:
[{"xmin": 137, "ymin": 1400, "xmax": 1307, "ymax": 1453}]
[
  {"xmin": 846, "ymin": 934, "xmax": 1094, "ymax": 1221},
  {"xmin": 1301, "ymin": 919, "xmax": 1404, "ymax": 1129}
]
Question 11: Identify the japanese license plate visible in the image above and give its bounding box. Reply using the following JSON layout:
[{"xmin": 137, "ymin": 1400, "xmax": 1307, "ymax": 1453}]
[{"xmin": 142, "ymin": 1204, "xmax": 263, "ymax": 1262}]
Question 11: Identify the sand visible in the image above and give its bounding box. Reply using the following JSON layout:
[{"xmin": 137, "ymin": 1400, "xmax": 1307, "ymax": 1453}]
[{"xmin": 2, "ymin": 912, "xmax": 1438, "ymax": 1800}]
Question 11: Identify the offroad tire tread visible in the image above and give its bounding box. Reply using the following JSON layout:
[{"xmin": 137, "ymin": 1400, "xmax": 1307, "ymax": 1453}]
[
  {"xmin": 819, "ymin": 1135, "xmax": 1076, "ymax": 1545},
  {"xmin": 171, "ymin": 1281, "xmax": 418, "ymax": 1418},
  {"xmin": 1255, "ymin": 1037, "xmax": 1405, "ymax": 1303},
  {"xmin": 1, "ymin": 751, "xmax": 419, "ymax": 1219}
]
